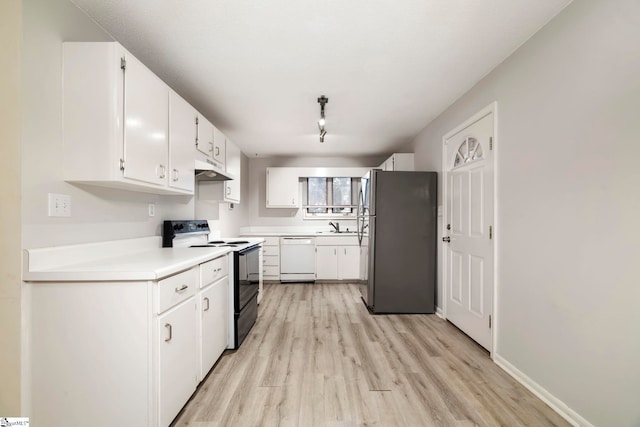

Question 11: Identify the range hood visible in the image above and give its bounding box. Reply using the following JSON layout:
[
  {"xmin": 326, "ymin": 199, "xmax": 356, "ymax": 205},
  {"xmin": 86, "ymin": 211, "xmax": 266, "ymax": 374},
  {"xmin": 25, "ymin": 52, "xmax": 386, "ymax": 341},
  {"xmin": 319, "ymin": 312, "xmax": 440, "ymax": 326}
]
[{"xmin": 195, "ymin": 159, "xmax": 234, "ymax": 181}]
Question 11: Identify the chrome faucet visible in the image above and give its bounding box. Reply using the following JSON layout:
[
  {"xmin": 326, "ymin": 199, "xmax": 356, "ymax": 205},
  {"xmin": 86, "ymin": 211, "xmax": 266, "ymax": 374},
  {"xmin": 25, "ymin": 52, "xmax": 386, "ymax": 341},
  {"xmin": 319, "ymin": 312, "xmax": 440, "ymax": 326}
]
[{"xmin": 328, "ymin": 221, "xmax": 340, "ymax": 233}]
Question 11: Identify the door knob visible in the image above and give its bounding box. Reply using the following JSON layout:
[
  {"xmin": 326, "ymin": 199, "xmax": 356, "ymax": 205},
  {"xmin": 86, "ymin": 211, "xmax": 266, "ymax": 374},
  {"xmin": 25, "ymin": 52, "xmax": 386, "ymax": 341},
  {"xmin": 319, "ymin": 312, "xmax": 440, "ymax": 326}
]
[{"xmin": 442, "ymin": 237, "xmax": 451, "ymax": 242}]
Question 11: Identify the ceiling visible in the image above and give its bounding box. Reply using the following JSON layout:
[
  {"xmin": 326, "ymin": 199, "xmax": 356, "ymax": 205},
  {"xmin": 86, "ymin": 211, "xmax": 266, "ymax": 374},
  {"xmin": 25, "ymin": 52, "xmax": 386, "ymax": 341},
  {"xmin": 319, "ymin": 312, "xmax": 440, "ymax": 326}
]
[{"xmin": 70, "ymin": 0, "xmax": 572, "ymax": 158}]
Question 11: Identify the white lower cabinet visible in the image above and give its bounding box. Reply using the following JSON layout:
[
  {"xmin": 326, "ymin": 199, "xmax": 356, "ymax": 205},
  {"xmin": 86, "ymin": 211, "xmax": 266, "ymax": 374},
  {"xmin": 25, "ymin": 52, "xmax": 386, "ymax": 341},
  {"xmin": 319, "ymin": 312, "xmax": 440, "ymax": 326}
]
[
  {"xmin": 338, "ymin": 245, "xmax": 361, "ymax": 280},
  {"xmin": 316, "ymin": 246, "xmax": 339, "ymax": 280},
  {"xmin": 27, "ymin": 256, "xmax": 231, "ymax": 427},
  {"xmin": 158, "ymin": 298, "xmax": 198, "ymax": 427},
  {"xmin": 315, "ymin": 236, "xmax": 361, "ymax": 280},
  {"xmin": 199, "ymin": 276, "xmax": 228, "ymax": 381}
]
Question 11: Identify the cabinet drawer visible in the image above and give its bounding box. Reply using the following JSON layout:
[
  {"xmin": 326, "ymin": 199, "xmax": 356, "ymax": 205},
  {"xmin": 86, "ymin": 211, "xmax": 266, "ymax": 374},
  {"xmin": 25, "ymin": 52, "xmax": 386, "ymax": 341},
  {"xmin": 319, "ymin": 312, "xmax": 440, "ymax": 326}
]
[
  {"xmin": 263, "ymin": 254, "xmax": 279, "ymax": 266},
  {"xmin": 263, "ymin": 265, "xmax": 279, "ymax": 276},
  {"xmin": 200, "ymin": 255, "xmax": 228, "ymax": 287},
  {"xmin": 263, "ymin": 245, "xmax": 280, "ymax": 256},
  {"xmin": 158, "ymin": 268, "xmax": 197, "ymax": 313},
  {"xmin": 263, "ymin": 236, "xmax": 280, "ymax": 246}
]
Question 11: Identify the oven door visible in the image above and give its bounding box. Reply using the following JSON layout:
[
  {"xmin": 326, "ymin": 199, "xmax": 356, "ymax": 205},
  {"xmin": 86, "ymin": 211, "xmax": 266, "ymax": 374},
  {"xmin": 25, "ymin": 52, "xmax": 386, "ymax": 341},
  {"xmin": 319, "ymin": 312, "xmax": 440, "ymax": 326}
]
[{"xmin": 236, "ymin": 245, "xmax": 260, "ymax": 312}]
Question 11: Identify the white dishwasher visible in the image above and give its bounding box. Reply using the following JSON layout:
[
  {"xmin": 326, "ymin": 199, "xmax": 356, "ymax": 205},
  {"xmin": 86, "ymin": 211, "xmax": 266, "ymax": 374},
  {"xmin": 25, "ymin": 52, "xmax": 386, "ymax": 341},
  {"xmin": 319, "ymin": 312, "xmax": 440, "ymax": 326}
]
[{"xmin": 280, "ymin": 237, "xmax": 316, "ymax": 282}]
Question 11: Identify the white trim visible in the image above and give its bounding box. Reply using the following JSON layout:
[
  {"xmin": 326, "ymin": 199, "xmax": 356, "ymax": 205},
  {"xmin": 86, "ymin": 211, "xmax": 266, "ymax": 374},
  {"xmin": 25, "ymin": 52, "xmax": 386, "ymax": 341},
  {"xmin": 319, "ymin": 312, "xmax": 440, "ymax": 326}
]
[
  {"xmin": 491, "ymin": 104, "xmax": 499, "ymax": 357},
  {"xmin": 435, "ymin": 306, "xmax": 445, "ymax": 318},
  {"xmin": 494, "ymin": 354, "xmax": 594, "ymax": 427},
  {"xmin": 441, "ymin": 102, "xmax": 497, "ymax": 356}
]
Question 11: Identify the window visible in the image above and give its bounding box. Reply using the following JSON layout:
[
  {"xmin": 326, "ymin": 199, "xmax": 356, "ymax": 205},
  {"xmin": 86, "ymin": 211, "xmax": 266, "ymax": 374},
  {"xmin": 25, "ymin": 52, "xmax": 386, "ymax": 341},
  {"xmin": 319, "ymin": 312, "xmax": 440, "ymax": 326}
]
[
  {"xmin": 307, "ymin": 177, "xmax": 328, "ymax": 213},
  {"xmin": 303, "ymin": 177, "xmax": 357, "ymax": 218},
  {"xmin": 453, "ymin": 136, "xmax": 484, "ymax": 168}
]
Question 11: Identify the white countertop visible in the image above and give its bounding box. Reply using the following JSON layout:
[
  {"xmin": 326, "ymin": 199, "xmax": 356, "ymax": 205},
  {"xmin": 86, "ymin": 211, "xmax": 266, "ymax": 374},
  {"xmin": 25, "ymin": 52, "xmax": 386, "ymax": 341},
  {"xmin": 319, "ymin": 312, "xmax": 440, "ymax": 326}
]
[
  {"xmin": 241, "ymin": 231, "xmax": 358, "ymax": 237},
  {"xmin": 23, "ymin": 236, "xmax": 263, "ymax": 282}
]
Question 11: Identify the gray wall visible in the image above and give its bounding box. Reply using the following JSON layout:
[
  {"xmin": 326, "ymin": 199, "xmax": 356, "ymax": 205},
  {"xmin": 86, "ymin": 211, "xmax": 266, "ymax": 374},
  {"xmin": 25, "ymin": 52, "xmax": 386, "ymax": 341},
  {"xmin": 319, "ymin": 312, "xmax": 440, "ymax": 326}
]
[
  {"xmin": 410, "ymin": 0, "xmax": 640, "ymax": 425},
  {"xmin": 21, "ymin": 0, "xmax": 248, "ymax": 248},
  {"xmin": 21, "ymin": 0, "xmax": 194, "ymax": 248},
  {"xmin": 246, "ymin": 156, "xmax": 385, "ymax": 229}
]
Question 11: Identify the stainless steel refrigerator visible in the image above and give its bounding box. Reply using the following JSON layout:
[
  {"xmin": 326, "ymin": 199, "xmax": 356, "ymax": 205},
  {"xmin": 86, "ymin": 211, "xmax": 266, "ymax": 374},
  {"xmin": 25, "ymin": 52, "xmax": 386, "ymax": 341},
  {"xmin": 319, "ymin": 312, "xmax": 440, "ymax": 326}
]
[{"xmin": 357, "ymin": 170, "xmax": 437, "ymax": 313}]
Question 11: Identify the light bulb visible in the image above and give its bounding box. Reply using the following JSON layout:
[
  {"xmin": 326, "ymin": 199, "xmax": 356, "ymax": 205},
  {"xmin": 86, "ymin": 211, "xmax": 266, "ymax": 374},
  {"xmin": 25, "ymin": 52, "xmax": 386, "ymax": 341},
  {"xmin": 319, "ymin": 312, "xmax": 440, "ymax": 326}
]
[{"xmin": 318, "ymin": 117, "xmax": 326, "ymax": 127}]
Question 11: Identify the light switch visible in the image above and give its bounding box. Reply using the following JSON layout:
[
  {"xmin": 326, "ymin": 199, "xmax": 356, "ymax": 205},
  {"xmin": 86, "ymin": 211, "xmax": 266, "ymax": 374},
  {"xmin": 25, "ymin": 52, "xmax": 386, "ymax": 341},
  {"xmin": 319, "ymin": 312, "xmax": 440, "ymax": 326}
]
[{"xmin": 48, "ymin": 193, "xmax": 71, "ymax": 217}]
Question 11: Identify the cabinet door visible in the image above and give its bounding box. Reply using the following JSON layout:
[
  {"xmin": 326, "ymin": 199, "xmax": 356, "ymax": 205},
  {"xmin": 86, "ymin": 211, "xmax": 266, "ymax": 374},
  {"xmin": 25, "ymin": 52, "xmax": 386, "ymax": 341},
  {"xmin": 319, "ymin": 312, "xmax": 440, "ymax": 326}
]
[
  {"xmin": 168, "ymin": 91, "xmax": 196, "ymax": 193},
  {"xmin": 159, "ymin": 298, "xmax": 197, "ymax": 427},
  {"xmin": 316, "ymin": 246, "xmax": 338, "ymax": 280},
  {"xmin": 200, "ymin": 278, "xmax": 228, "ymax": 381},
  {"xmin": 266, "ymin": 168, "xmax": 299, "ymax": 208},
  {"xmin": 123, "ymin": 51, "xmax": 169, "ymax": 186},
  {"xmin": 196, "ymin": 115, "xmax": 214, "ymax": 157},
  {"xmin": 338, "ymin": 246, "xmax": 361, "ymax": 280},
  {"xmin": 224, "ymin": 139, "xmax": 241, "ymax": 203},
  {"xmin": 213, "ymin": 127, "xmax": 226, "ymax": 167}
]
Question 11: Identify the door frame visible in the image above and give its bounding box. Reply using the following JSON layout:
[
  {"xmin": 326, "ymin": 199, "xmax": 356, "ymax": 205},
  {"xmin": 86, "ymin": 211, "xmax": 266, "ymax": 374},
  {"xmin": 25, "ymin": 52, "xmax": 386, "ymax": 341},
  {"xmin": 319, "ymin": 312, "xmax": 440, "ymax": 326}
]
[{"xmin": 441, "ymin": 102, "xmax": 498, "ymax": 357}]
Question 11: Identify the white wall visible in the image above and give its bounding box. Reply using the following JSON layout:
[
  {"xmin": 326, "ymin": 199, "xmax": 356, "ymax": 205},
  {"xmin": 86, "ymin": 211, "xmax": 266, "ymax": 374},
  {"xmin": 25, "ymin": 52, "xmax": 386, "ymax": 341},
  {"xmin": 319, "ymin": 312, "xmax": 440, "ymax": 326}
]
[
  {"xmin": 21, "ymin": 0, "xmax": 197, "ymax": 249},
  {"xmin": 0, "ymin": 0, "xmax": 22, "ymax": 415},
  {"xmin": 411, "ymin": 1, "xmax": 640, "ymax": 426},
  {"xmin": 196, "ymin": 153, "xmax": 251, "ymax": 237},
  {"xmin": 246, "ymin": 156, "xmax": 385, "ymax": 230}
]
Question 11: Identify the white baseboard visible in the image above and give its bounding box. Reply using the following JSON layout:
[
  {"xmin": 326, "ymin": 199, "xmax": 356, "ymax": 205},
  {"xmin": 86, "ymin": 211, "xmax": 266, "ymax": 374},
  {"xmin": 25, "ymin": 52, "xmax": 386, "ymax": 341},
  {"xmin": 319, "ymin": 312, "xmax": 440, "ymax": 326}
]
[
  {"xmin": 493, "ymin": 354, "xmax": 594, "ymax": 427},
  {"xmin": 435, "ymin": 306, "xmax": 444, "ymax": 318}
]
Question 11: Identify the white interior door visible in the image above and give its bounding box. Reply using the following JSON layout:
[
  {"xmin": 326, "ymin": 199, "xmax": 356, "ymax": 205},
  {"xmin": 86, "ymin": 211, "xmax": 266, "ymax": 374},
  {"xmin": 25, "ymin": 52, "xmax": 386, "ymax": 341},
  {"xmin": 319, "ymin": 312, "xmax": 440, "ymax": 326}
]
[{"xmin": 444, "ymin": 110, "xmax": 494, "ymax": 351}]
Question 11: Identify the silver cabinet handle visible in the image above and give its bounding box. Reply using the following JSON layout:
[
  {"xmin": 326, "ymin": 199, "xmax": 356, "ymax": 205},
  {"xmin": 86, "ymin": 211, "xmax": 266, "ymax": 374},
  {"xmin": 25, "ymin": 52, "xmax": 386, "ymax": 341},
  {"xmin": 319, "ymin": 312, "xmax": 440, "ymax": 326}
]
[
  {"xmin": 175, "ymin": 284, "xmax": 188, "ymax": 293},
  {"xmin": 215, "ymin": 147, "xmax": 220, "ymax": 156},
  {"xmin": 164, "ymin": 323, "xmax": 172, "ymax": 342},
  {"xmin": 172, "ymin": 168, "xmax": 179, "ymax": 182},
  {"xmin": 203, "ymin": 297, "xmax": 210, "ymax": 311},
  {"xmin": 158, "ymin": 165, "xmax": 166, "ymax": 179},
  {"xmin": 209, "ymin": 141, "xmax": 214, "ymax": 153},
  {"xmin": 195, "ymin": 116, "xmax": 199, "ymax": 145}
]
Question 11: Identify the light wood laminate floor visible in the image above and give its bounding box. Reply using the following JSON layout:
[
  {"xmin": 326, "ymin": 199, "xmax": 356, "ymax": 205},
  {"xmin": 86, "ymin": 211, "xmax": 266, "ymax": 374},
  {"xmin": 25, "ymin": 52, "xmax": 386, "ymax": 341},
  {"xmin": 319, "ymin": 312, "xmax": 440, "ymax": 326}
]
[{"xmin": 175, "ymin": 283, "xmax": 569, "ymax": 427}]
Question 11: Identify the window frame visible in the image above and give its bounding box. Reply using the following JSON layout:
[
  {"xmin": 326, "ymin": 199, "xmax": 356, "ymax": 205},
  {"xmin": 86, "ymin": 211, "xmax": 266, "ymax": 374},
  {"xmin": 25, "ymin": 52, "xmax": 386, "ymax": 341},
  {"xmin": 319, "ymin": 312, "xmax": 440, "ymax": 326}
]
[{"xmin": 302, "ymin": 177, "xmax": 359, "ymax": 219}]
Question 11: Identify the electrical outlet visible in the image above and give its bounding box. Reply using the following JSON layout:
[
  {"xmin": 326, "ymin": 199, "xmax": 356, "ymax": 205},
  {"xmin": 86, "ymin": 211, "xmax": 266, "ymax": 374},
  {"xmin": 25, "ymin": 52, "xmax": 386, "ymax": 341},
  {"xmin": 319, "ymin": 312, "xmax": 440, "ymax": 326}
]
[
  {"xmin": 148, "ymin": 203, "xmax": 156, "ymax": 217},
  {"xmin": 48, "ymin": 193, "xmax": 71, "ymax": 217}
]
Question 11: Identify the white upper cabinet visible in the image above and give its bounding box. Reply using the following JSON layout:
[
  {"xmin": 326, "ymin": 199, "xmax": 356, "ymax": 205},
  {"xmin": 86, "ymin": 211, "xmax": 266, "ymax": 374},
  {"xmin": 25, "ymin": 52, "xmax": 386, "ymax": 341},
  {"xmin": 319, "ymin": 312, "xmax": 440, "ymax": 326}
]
[
  {"xmin": 266, "ymin": 168, "xmax": 299, "ymax": 208},
  {"xmin": 123, "ymin": 51, "xmax": 169, "ymax": 186},
  {"xmin": 379, "ymin": 153, "xmax": 415, "ymax": 171},
  {"xmin": 197, "ymin": 135, "xmax": 242, "ymax": 204},
  {"xmin": 62, "ymin": 42, "xmax": 192, "ymax": 195},
  {"xmin": 169, "ymin": 91, "xmax": 196, "ymax": 193},
  {"xmin": 196, "ymin": 115, "xmax": 214, "ymax": 158},
  {"xmin": 224, "ymin": 138, "xmax": 241, "ymax": 203},
  {"xmin": 213, "ymin": 126, "xmax": 226, "ymax": 168}
]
